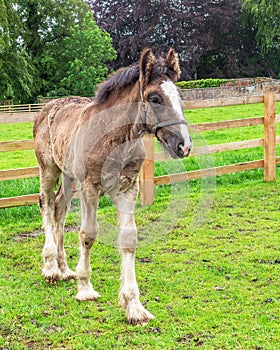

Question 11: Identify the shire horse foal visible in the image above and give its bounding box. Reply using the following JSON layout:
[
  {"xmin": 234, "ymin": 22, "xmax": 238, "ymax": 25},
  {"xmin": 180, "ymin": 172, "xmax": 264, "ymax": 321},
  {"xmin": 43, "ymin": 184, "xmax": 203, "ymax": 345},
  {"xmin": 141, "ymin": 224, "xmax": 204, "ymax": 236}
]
[{"xmin": 33, "ymin": 48, "xmax": 192, "ymax": 325}]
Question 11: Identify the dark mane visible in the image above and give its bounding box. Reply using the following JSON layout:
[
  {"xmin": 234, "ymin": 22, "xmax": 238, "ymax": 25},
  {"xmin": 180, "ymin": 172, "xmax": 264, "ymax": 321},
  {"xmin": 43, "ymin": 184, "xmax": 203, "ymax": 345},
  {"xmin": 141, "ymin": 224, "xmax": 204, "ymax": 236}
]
[
  {"xmin": 94, "ymin": 57, "xmax": 174, "ymax": 105},
  {"xmin": 94, "ymin": 64, "xmax": 140, "ymax": 104}
]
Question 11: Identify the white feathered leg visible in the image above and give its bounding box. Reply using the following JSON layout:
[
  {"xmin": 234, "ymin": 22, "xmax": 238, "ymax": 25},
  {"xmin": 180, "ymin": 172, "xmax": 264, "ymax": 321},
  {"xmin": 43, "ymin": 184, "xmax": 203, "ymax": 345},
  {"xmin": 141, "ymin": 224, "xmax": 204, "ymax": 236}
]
[
  {"xmin": 40, "ymin": 168, "xmax": 62, "ymax": 283},
  {"xmin": 75, "ymin": 186, "xmax": 100, "ymax": 301},
  {"xmin": 114, "ymin": 183, "xmax": 154, "ymax": 325},
  {"xmin": 54, "ymin": 176, "xmax": 76, "ymax": 281}
]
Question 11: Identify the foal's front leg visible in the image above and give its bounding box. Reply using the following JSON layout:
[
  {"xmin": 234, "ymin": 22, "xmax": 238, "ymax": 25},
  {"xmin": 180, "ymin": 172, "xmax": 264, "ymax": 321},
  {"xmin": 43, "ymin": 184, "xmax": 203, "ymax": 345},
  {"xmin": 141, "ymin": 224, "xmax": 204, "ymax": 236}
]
[
  {"xmin": 53, "ymin": 176, "xmax": 76, "ymax": 281},
  {"xmin": 114, "ymin": 185, "xmax": 155, "ymax": 325},
  {"xmin": 75, "ymin": 187, "xmax": 100, "ymax": 301},
  {"xmin": 39, "ymin": 168, "xmax": 62, "ymax": 283}
]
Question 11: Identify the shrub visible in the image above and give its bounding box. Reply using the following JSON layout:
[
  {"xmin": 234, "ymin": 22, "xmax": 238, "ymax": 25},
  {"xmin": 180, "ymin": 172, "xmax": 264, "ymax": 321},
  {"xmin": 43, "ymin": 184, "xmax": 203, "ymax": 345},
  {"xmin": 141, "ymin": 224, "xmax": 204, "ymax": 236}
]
[{"xmin": 176, "ymin": 78, "xmax": 233, "ymax": 89}]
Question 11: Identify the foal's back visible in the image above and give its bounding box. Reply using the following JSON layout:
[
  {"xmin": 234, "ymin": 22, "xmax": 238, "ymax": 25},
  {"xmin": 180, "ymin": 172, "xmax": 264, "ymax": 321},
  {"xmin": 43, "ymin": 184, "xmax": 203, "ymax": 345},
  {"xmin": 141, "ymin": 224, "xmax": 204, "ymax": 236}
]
[{"xmin": 33, "ymin": 96, "xmax": 92, "ymax": 170}]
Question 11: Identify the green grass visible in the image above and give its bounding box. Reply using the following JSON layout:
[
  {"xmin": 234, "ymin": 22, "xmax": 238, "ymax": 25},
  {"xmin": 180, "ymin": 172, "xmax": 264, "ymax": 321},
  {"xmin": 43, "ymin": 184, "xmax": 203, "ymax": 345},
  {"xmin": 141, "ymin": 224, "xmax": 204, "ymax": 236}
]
[
  {"xmin": 0, "ymin": 122, "xmax": 34, "ymax": 141},
  {"xmin": 0, "ymin": 102, "xmax": 280, "ymax": 349},
  {"xmin": 1, "ymin": 180, "xmax": 280, "ymax": 349},
  {"xmin": 0, "ymin": 151, "xmax": 37, "ymax": 170},
  {"xmin": 184, "ymin": 103, "xmax": 277, "ymax": 123}
]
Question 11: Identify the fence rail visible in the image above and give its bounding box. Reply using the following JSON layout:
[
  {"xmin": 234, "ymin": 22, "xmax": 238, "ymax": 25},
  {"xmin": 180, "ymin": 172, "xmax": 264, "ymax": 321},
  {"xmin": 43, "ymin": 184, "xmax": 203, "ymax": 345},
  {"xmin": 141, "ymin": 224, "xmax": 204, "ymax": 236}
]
[
  {"xmin": 0, "ymin": 103, "xmax": 44, "ymax": 113},
  {"xmin": 153, "ymin": 160, "xmax": 265, "ymax": 186},
  {"xmin": 0, "ymin": 93, "xmax": 279, "ymax": 208},
  {"xmin": 0, "ymin": 167, "xmax": 39, "ymax": 181}
]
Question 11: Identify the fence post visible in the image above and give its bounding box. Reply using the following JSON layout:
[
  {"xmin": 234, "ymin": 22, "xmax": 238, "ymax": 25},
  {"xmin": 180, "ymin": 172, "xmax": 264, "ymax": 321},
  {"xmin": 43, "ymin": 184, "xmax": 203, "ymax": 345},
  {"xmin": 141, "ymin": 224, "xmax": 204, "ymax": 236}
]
[
  {"xmin": 140, "ymin": 134, "xmax": 154, "ymax": 206},
  {"xmin": 264, "ymin": 92, "xmax": 276, "ymax": 182}
]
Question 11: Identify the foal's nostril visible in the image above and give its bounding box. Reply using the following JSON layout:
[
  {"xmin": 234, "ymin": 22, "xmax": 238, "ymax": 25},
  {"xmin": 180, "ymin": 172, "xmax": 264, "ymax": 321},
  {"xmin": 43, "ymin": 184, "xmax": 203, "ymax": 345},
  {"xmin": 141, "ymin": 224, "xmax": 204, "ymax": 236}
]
[
  {"xmin": 177, "ymin": 143, "xmax": 185, "ymax": 158},
  {"xmin": 185, "ymin": 147, "xmax": 191, "ymax": 156}
]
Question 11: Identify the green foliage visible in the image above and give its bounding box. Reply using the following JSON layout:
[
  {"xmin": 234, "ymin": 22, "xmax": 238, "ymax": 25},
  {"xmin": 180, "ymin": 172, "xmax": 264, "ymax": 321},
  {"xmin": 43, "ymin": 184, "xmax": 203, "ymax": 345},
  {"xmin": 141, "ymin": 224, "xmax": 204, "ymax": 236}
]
[
  {"xmin": 0, "ymin": 1, "xmax": 116, "ymax": 102},
  {"xmin": 0, "ymin": 0, "xmax": 34, "ymax": 102},
  {"xmin": 0, "ymin": 0, "xmax": 8, "ymax": 47},
  {"xmin": 176, "ymin": 79, "xmax": 231, "ymax": 89},
  {"xmin": 242, "ymin": 0, "xmax": 280, "ymax": 52},
  {"xmin": 57, "ymin": 12, "xmax": 116, "ymax": 97},
  {"xmin": 17, "ymin": 0, "xmax": 93, "ymax": 98}
]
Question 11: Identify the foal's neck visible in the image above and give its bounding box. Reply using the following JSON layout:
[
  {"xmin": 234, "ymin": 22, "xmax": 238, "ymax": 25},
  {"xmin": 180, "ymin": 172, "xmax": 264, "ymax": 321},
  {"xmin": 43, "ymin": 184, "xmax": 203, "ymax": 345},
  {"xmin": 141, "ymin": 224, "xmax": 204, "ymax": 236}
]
[{"xmin": 98, "ymin": 82, "xmax": 144, "ymax": 140}]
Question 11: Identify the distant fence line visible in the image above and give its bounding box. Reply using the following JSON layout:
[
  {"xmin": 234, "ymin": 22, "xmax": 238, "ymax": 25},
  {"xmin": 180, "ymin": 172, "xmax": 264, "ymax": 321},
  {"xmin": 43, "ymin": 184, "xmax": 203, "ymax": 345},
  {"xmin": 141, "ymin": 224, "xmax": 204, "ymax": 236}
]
[
  {"xmin": 0, "ymin": 103, "xmax": 44, "ymax": 113},
  {"xmin": 0, "ymin": 93, "xmax": 279, "ymax": 208}
]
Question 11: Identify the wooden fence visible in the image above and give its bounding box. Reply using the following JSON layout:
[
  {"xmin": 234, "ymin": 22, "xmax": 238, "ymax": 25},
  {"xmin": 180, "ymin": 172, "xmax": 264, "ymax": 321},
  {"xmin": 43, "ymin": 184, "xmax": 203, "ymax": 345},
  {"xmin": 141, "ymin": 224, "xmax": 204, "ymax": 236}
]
[
  {"xmin": 0, "ymin": 93, "xmax": 279, "ymax": 208},
  {"xmin": 139, "ymin": 92, "xmax": 279, "ymax": 205}
]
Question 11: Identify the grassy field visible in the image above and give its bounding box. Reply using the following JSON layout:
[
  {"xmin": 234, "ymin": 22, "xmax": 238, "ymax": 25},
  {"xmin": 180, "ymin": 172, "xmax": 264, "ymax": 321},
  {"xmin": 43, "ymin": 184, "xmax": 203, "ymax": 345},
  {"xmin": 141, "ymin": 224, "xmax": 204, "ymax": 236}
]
[{"xmin": 0, "ymin": 103, "xmax": 280, "ymax": 349}]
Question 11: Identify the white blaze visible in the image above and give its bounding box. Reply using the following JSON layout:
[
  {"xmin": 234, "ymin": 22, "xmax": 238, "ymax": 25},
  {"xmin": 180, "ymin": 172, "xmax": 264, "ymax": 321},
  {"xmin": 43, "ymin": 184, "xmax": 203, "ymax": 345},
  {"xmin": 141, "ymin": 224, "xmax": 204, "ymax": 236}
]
[{"xmin": 160, "ymin": 80, "xmax": 191, "ymax": 148}]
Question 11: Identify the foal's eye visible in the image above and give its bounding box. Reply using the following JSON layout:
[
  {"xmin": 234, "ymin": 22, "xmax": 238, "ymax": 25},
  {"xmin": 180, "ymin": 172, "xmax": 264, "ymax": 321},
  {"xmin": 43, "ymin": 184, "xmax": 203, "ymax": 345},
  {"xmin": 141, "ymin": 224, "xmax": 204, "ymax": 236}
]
[{"xmin": 149, "ymin": 95, "xmax": 161, "ymax": 105}]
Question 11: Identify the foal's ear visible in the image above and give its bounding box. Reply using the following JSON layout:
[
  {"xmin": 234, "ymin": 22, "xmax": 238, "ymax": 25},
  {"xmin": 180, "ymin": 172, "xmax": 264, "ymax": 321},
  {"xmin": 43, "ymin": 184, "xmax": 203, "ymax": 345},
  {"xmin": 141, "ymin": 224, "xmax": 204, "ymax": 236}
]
[
  {"xmin": 165, "ymin": 48, "xmax": 181, "ymax": 82},
  {"xmin": 139, "ymin": 48, "xmax": 156, "ymax": 89}
]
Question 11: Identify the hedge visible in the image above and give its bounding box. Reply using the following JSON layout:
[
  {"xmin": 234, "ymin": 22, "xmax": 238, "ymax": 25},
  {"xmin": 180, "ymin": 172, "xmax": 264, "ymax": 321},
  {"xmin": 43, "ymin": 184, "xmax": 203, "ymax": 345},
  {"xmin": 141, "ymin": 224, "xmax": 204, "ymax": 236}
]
[{"xmin": 176, "ymin": 78, "xmax": 234, "ymax": 89}]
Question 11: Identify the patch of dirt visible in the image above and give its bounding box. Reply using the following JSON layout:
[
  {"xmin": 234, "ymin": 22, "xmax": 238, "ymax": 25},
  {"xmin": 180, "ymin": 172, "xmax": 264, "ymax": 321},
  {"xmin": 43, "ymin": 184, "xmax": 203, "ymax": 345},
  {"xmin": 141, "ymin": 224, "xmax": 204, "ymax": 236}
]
[
  {"xmin": 147, "ymin": 327, "xmax": 161, "ymax": 334},
  {"xmin": 44, "ymin": 325, "xmax": 63, "ymax": 333},
  {"xmin": 64, "ymin": 224, "xmax": 80, "ymax": 233},
  {"xmin": 258, "ymin": 258, "xmax": 280, "ymax": 265},
  {"xmin": 137, "ymin": 257, "xmax": 152, "ymax": 263},
  {"xmin": 12, "ymin": 224, "xmax": 80, "ymax": 242},
  {"xmin": 177, "ymin": 332, "xmax": 215, "ymax": 347},
  {"xmin": 13, "ymin": 228, "xmax": 43, "ymax": 242},
  {"xmin": 85, "ymin": 330, "xmax": 103, "ymax": 337},
  {"xmin": 164, "ymin": 248, "xmax": 186, "ymax": 254},
  {"xmin": 182, "ymin": 295, "xmax": 193, "ymax": 299}
]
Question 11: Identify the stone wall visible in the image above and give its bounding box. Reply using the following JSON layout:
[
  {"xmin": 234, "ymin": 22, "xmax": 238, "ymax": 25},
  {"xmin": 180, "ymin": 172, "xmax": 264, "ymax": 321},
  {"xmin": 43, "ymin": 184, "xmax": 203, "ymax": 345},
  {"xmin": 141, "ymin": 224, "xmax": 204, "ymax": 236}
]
[{"xmin": 181, "ymin": 78, "xmax": 280, "ymax": 101}]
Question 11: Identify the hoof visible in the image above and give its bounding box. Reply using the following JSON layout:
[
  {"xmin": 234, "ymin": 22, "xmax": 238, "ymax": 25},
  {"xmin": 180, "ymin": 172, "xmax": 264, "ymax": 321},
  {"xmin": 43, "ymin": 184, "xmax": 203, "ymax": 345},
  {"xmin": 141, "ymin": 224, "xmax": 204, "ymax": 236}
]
[
  {"xmin": 125, "ymin": 302, "xmax": 155, "ymax": 325},
  {"xmin": 42, "ymin": 267, "xmax": 61, "ymax": 284},
  {"xmin": 59, "ymin": 268, "xmax": 77, "ymax": 281},
  {"xmin": 75, "ymin": 285, "xmax": 100, "ymax": 301}
]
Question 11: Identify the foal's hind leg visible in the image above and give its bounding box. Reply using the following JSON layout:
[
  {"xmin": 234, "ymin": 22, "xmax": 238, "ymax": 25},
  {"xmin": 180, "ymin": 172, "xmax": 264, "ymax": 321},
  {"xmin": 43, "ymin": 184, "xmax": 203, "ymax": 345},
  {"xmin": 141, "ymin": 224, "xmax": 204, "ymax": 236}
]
[
  {"xmin": 113, "ymin": 182, "xmax": 155, "ymax": 325},
  {"xmin": 75, "ymin": 184, "xmax": 100, "ymax": 300},
  {"xmin": 39, "ymin": 166, "xmax": 62, "ymax": 283},
  {"xmin": 54, "ymin": 175, "xmax": 76, "ymax": 281}
]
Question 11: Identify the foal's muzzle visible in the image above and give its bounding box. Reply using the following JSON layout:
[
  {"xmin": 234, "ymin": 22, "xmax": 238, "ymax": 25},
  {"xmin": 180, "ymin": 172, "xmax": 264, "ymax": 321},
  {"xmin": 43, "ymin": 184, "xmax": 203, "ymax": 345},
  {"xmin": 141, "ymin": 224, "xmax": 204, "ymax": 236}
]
[
  {"xmin": 175, "ymin": 136, "xmax": 192, "ymax": 158},
  {"xmin": 154, "ymin": 119, "xmax": 192, "ymax": 158},
  {"xmin": 158, "ymin": 130, "xmax": 192, "ymax": 159}
]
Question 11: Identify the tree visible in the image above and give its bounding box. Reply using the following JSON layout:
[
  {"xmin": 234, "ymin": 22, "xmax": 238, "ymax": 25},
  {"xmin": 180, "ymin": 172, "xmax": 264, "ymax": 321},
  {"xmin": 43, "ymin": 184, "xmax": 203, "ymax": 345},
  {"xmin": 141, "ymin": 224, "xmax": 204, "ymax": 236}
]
[
  {"xmin": 196, "ymin": 6, "xmax": 279, "ymax": 79},
  {"xmin": 17, "ymin": 0, "xmax": 91, "ymax": 97},
  {"xmin": 0, "ymin": 0, "xmax": 34, "ymax": 102},
  {"xmin": 88, "ymin": 0, "xmax": 243, "ymax": 79},
  {"xmin": 55, "ymin": 12, "xmax": 116, "ymax": 96},
  {"xmin": 1, "ymin": 1, "xmax": 116, "ymax": 101},
  {"xmin": 242, "ymin": 0, "xmax": 280, "ymax": 52},
  {"xmin": 89, "ymin": 0, "xmax": 280, "ymax": 79}
]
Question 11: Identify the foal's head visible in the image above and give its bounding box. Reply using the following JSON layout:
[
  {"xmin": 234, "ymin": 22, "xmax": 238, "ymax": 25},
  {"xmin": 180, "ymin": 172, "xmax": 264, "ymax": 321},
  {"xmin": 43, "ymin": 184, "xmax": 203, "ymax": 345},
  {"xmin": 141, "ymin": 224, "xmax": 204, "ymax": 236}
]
[{"xmin": 139, "ymin": 48, "xmax": 192, "ymax": 158}]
